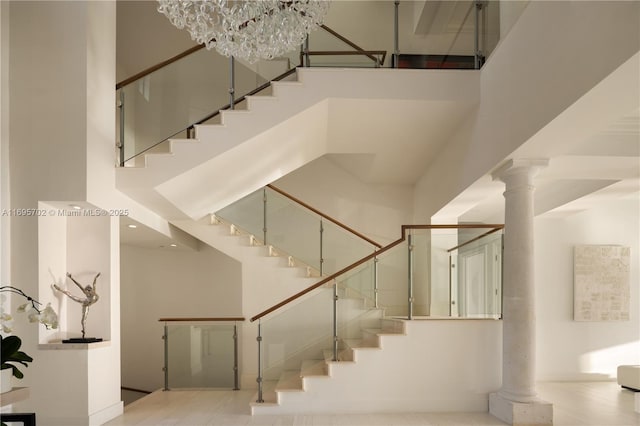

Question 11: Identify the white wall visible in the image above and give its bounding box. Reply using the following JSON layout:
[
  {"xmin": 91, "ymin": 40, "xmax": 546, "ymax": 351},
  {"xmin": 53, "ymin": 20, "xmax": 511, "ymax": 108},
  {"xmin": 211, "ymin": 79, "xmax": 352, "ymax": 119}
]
[
  {"xmin": 0, "ymin": 1, "xmax": 9, "ymax": 292},
  {"xmin": 255, "ymin": 319, "xmax": 503, "ymax": 414},
  {"xmin": 116, "ymin": 1, "xmax": 195, "ymax": 83},
  {"xmin": 4, "ymin": 2, "xmax": 127, "ymax": 423},
  {"xmin": 274, "ymin": 156, "xmax": 414, "ymax": 245},
  {"xmin": 535, "ymin": 196, "xmax": 640, "ymax": 381},
  {"xmin": 120, "ymin": 243, "xmax": 241, "ymax": 392}
]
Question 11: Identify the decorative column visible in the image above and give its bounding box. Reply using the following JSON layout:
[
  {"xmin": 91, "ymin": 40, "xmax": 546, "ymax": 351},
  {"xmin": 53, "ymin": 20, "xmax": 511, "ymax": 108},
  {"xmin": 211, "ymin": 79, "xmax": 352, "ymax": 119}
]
[{"xmin": 489, "ymin": 159, "xmax": 553, "ymax": 425}]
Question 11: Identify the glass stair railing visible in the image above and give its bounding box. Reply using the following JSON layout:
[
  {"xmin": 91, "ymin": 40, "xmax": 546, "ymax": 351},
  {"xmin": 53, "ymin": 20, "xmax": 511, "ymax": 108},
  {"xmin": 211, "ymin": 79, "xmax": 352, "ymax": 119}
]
[
  {"xmin": 214, "ymin": 184, "xmax": 381, "ymax": 277},
  {"xmin": 116, "ymin": 1, "xmax": 501, "ymax": 167},
  {"xmin": 251, "ymin": 224, "xmax": 504, "ymax": 403},
  {"xmin": 159, "ymin": 317, "xmax": 244, "ymax": 391},
  {"xmin": 203, "ymin": 182, "xmax": 503, "ymax": 402},
  {"xmin": 116, "ymin": 47, "xmax": 292, "ymax": 167}
]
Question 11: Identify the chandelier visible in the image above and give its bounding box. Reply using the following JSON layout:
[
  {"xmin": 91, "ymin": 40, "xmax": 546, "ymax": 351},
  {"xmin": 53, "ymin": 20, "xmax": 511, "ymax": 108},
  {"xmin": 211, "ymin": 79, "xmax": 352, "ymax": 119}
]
[{"xmin": 157, "ymin": 0, "xmax": 330, "ymax": 63}]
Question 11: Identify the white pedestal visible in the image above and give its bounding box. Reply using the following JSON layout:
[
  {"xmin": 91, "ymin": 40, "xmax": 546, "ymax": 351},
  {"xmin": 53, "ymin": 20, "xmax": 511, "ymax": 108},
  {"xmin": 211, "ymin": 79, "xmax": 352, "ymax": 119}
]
[
  {"xmin": 490, "ymin": 392, "xmax": 553, "ymax": 425},
  {"xmin": 0, "ymin": 369, "xmax": 12, "ymax": 394},
  {"xmin": 0, "ymin": 387, "xmax": 30, "ymax": 407}
]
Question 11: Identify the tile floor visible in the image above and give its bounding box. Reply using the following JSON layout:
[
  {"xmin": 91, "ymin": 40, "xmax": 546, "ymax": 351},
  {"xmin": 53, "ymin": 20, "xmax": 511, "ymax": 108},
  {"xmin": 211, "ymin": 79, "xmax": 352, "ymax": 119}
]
[{"xmin": 105, "ymin": 381, "xmax": 640, "ymax": 426}]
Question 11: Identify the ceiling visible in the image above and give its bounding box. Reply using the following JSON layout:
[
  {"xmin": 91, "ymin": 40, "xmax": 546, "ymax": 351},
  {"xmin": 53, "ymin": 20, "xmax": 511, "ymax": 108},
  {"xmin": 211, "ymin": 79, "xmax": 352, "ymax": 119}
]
[{"xmin": 434, "ymin": 100, "xmax": 639, "ymax": 223}]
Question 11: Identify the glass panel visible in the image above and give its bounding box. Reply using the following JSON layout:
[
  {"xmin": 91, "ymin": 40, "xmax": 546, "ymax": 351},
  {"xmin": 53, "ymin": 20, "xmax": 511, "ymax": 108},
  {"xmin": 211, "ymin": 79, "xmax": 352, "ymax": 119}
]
[
  {"xmin": 410, "ymin": 230, "xmax": 432, "ymax": 317},
  {"xmin": 266, "ymin": 188, "xmax": 321, "ymax": 271},
  {"xmin": 304, "ymin": 52, "xmax": 384, "ymax": 68},
  {"xmin": 255, "ymin": 225, "xmax": 503, "ymax": 392},
  {"xmin": 406, "ymin": 227, "xmax": 504, "ymax": 318},
  {"xmin": 450, "ymin": 229, "xmax": 503, "ymax": 319},
  {"xmin": 337, "ymin": 275, "xmax": 384, "ymax": 357},
  {"xmin": 338, "ymin": 258, "xmax": 376, "ymax": 304},
  {"xmin": 318, "ymin": 2, "xmax": 394, "ymax": 68},
  {"xmin": 119, "ymin": 48, "xmax": 284, "ymax": 165},
  {"xmin": 260, "ymin": 274, "xmax": 387, "ymax": 382},
  {"xmin": 376, "ymin": 240, "xmax": 409, "ymax": 318},
  {"xmin": 306, "ymin": 5, "xmax": 388, "ymax": 68},
  {"xmin": 261, "ymin": 289, "xmax": 333, "ymax": 381},
  {"xmin": 215, "ymin": 187, "xmax": 378, "ymax": 276},
  {"xmin": 322, "ymin": 222, "xmax": 376, "ymax": 276},
  {"xmin": 426, "ymin": 229, "xmax": 460, "ymax": 317},
  {"xmin": 167, "ymin": 323, "xmax": 236, "ymax": 388},
  {"xmin": 215, "ymin": 188, "xmax": 265, "ymax": 240},
  {"xmin": 482, "ymin": 0, "xmax": 502, "ymax": 61},
  {"xmin": 119, "ymin": 2, "xmax": 505, "ymax": 165}
]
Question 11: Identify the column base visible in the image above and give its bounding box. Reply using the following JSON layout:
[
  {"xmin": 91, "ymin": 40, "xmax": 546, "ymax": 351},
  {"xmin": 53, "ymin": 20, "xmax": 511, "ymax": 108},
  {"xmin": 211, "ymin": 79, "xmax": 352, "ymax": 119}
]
[{"xmin": 489, "ymin": 392, "xmax": 553, "ymax": 425}]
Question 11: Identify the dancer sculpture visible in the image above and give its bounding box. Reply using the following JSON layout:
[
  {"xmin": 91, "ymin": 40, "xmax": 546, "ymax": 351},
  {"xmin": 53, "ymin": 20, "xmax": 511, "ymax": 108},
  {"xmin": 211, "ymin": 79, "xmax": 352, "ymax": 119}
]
[{"xmin": 53, "ymin": 272, "xmax": 100, "ymax": 340}]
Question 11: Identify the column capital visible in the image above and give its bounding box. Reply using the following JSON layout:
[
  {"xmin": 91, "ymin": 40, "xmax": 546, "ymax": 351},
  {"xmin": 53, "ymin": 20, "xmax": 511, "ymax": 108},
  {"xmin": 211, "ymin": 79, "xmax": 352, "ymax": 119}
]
[{"xmin": 491, "ymin": 158, "xmax": 549, "ymax": 184}]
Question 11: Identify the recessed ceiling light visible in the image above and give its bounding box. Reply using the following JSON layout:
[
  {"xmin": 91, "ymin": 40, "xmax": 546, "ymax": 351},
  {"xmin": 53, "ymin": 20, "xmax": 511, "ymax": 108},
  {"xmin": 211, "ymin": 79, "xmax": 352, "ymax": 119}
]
[
  {"xmin": 170, "ymin": 244, "xmax": 177, "ymax": 247},
  {"xmin": 127, "ymin": 224, "xmax": 137, "ymax": 229}
]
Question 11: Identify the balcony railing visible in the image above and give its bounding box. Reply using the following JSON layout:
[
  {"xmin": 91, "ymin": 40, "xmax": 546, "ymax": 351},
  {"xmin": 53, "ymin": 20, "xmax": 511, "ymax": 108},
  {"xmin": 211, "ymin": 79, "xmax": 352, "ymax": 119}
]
[
  {"xmin": 159, "ymin": 317, "xmax": 244, "ymax": 391},
  {"xmin": 115, "ymin": 1, "xmax": 500, "ymax": 167}
]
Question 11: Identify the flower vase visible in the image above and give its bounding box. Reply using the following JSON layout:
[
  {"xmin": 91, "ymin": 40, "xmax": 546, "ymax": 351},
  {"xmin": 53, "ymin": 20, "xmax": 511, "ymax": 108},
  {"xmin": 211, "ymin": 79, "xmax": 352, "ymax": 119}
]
[{"xmin": 1, "ymin": 368, "xmax": 12, "ymax": 393}]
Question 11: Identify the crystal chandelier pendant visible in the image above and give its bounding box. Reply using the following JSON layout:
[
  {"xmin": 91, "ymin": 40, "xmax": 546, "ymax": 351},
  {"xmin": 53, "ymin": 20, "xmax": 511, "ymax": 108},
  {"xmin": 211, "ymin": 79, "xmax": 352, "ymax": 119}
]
[{"xmin": 157, "ymin": 0, "xmax": 330, "ymax": 63}]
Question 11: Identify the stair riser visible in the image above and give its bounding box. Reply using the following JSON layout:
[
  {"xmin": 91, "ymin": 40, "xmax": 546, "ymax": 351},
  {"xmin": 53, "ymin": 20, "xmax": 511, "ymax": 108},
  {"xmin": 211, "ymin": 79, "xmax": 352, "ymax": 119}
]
[{"xmin": 253, "ymin": 320, "xmax": 502, "ymax": 415}]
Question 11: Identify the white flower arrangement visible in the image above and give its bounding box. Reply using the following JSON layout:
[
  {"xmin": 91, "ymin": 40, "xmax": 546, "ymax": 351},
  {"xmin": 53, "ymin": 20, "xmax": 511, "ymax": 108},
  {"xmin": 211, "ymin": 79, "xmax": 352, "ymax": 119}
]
[
  {"xmin": 0, "ymin": 287, "xmax": 59, "ymax": 332},
  {"xmin": 0, "ymin": 286, "xmax": 59, "ymax": 380}
]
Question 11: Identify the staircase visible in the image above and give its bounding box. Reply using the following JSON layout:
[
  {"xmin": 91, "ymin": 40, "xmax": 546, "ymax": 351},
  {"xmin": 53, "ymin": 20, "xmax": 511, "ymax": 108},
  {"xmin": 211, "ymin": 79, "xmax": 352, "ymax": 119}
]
[
  {"xmin": 250, "ymin": 311, "xmax": 502, "ymax": 414},
  {"xmin": 117, "ymin": 57, "xmax": 495, "ymax": 413},
  {"xmin": 115, "ymin": 67, "xmax": 479, "ymax": 221},
  {"xmin": 252, "ymin": 316, "xmax": 408, "ymax": 415},
  {"xmin": 175, "ymin": 207, "xmax": 503, "ymax": 415},
  {"xmin": 172, "ymin": 214, "xmax": 322, "ymax": 318},
  {"xmin": 172, "ymin": 208, "xmax": 418, "ymax": 414}
]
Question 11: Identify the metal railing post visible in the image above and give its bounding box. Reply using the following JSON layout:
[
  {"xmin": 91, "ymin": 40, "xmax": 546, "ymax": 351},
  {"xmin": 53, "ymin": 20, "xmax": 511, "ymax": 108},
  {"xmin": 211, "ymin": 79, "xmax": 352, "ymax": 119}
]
[
  {"xmin": 449, "ymin": 255, "xmax": 453, "ymax": 317},
  {"xmin": 407, "ymin": 233, "xmax": 414, "ymax": 320},
  {"xmin": 162, "ymin": 322, "xmax": 169, "ymax": 390},
  {"xmin": 393, "ymin": 0, "xmax": 400, "ymax": 68},
  {"xmin": 118, "ymin": 90, "xmax": 125, "ymax": 166},
  {"xmin": 474, "ymin": 1, "xmax": 483, "ymax": 69},
  {"xmin": 304, "ymin": 35, "xmax": 310, "ymax": 67},
  {"xmin": 256, "ymin": 321, "xmax": 264, "ymax": 402},
  {"xmin": 320, "ymin": 219, "xmax": 324, "ymax": 276},
  {"xmin": 229, "ymin": 56, "xmax": 236, "ymax": 109},
  {"xmin": 373, "ymin": 249, "xmax": 379, "ymax": 308},
  {"xmin": 332, "ymin": 279, "xmax": 339, "ymax": 361},
  {"xmin": 299, "ymin": 43, "xmax": 304, "ymax": 67},
  {"xmin": 233, "ymin": 323, "xmax": 239, "ymax": 390},
  {"xmin": 263, "ymin": 188, "xmax": 267, "ymax": 245}
]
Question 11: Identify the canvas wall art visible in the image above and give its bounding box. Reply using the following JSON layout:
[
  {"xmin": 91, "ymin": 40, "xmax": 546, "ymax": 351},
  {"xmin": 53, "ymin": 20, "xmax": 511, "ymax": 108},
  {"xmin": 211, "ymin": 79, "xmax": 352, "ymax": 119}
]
[{"xmin": 574, "ymin": 245, "xmax": 630, "ymax": 321}]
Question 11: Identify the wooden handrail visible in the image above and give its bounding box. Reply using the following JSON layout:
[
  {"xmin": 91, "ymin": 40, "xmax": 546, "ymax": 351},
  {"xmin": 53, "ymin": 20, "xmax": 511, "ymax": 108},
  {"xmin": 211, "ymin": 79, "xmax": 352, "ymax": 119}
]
[
  {"xmin": 115, "ymin": 25, "xmax": 378, "ymax": 90},
  {"xmin": 319, "ymin": 24, "xmax": 383, "ymax": 65},
  {"xmin": 121, "ymin": 67, "xmax": 298, "ymax": 164},
  {"xmin": 400, "ymin": 224, "xmax": 503, "ymax": 231},
  {"xmin": 158, "ymin": 317, "xmax": 245, "ymax": 322},
  {"xmin": 116, "ymin": 44, "xmax": 205, "ymax": 90},
  {"xmin": 306, "ymin": 51, "xmax": 385, "ymax": 56},
  {"xmin": 117, "ymin": 25, "xmax": 387, "ymax": 163},
  {"xmin": 446, "ymin": 227, "xmax": 503, "ymax": 253},
  {"xmin": 251, "ymin": 224, "xmax": 503, "ymax": 322},
  {"xmin": 267, "ymin": 184, "xmax": 382, "ymax": 249},
  {"xmin": 251, "ymin": 237, "xmax": 405, "ymax": 322}
]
